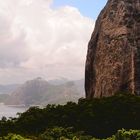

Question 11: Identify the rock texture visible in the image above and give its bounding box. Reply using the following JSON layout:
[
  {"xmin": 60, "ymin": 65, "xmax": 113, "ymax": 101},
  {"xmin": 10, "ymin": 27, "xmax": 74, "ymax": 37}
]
[{"xmin": 85, "ymin": 0, "xmax": 140, "ymax": 98}]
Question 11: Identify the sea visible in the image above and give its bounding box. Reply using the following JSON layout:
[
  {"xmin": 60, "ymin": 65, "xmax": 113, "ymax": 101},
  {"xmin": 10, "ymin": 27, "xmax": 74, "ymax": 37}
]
[{"xmin": 0, "ymin": 104, "xmax": 27, "ymax": 119}]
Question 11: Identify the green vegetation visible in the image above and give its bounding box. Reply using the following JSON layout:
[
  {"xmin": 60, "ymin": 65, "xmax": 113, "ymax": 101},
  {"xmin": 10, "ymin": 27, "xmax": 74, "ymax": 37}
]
[
  {"xmin": 1, "ymin": 129, "xmax": 140, "ymax": 140},
  {"xmin": 39, "ymin": 128, "xmax": 140, "ymax": 140},
  {"xmin": 0, "ymin": 93, "xmax": 140, "ymax": 139},
  {"xmin": 0, "ymin": 133, "xmax": 30, "ymax": 140}
]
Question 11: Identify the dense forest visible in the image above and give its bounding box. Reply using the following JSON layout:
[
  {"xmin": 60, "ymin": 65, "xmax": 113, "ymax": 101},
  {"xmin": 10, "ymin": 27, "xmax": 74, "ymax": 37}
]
[
  {"xmin": 1, "ymin": 129, "xmax": 140, "ymax": 140},
  {"xmin": 0, "ymin": 93, "xmax": 140, "ymax": 139}
]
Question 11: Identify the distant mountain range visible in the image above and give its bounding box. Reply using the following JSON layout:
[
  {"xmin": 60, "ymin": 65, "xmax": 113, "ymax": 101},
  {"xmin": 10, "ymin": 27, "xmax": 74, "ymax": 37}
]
[
  {"xmin": 1, "ymin": 77, "xmax": 84, "ymax": 106},
  {"xmin": 0, "ymin": 84, "xmax": 20, "ymax": 94},
  {"xmin": 48, "ymin": 78, "xmax": 69, "ymax": 85}
]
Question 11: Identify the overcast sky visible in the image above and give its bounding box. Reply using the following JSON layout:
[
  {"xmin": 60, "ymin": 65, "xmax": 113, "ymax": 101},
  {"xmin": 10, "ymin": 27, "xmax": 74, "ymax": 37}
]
[{"xmin": 0, "ymin": 0, "xmax": 107, "ymax": 84}]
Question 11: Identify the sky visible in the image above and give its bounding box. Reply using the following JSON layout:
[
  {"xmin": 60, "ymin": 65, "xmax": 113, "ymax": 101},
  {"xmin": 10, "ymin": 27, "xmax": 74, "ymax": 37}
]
[
  {"xmin": 0, "ymin": 0, "xmax": 107, "ymax": 84},
  {"xmin": 53, "ymin": 0, "xmax": 107, "ymax": 19}
]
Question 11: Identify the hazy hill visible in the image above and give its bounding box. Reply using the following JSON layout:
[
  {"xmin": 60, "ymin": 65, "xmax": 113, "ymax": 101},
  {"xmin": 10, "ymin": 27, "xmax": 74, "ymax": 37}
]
[
  {"xmin": 0, "ymin": 84, "xmax": 20, "ymax": 94},
  {"xmin": 74, "ymin": 79, "xmax": 84, "ymax": 95},
  {"xmin": 5, "ymin": 77, "xmax": 83, "ymax": 106},
  {"xmin": 49, "ymin": 78, "xmax": 84, "ymax": 96},
  {"xmin": 48, "ymin": 78, "xmax": 69, "ymax": 85},
  {"xmin": 0, "ymin": 94, "xmax": 10, "ymax": 103}
]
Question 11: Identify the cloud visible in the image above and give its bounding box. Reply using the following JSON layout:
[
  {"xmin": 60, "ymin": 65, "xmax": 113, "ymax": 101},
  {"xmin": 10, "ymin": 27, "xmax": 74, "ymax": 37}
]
[
  {"xmin": 0, "ymin": 14, "xmax": 30, "ymax": 68},
  {"xmin": 0, "ymin": 0, "xmax": 94, "ymax": 84}
]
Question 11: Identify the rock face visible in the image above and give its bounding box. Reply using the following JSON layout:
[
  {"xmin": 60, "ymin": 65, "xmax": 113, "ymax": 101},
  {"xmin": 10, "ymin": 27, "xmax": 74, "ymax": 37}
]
[{"xmin": 85, "ymin": 0, "xmax": 140, "ymax": 98}]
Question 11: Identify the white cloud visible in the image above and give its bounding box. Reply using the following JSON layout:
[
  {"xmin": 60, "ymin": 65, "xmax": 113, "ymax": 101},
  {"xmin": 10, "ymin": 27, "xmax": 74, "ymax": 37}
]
[
  {"xmin": 0, "ymin": 0, "xmax": 94, "ymax": 84},
  {"xmin": 0, "ymin": 14, "xmax": 30, "ymax": 68}
]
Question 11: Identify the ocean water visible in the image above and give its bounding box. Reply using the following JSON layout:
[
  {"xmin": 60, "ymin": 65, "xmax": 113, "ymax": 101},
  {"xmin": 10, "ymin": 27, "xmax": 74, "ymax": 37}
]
[{"xmin": 0, "ymin": 105, "xmax": 27, "ymax": 119}]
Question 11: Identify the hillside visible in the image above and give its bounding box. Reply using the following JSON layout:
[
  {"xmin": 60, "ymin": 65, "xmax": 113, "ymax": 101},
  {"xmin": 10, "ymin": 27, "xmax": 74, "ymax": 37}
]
[
  {"xmin": 5, "ymin": 78, "xmax": 83, "ymax": 106},
  {"xmin": 0, "ymin": 94, "xmax": 10, "ymax": 103},
  {"xmin": 0, "ymin": 84, "xmax": 19, "ymax": 94}
]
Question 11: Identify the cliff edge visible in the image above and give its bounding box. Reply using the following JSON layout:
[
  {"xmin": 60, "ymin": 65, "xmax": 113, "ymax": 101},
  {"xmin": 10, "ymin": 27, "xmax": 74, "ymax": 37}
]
[{"xmin": 85, "ymin": 0, "xmax": 140, "ymax": 98}]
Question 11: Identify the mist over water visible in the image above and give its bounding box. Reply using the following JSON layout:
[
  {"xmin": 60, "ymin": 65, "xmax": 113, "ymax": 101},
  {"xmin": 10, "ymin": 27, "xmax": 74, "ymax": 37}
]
[{"xmin": 0, "ymin": 105, "xmax": 26, "ymax": 119}]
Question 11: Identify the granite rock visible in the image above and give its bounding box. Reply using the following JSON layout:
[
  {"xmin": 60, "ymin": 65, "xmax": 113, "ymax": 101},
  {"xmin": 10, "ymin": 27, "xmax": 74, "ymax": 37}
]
[{"xmin": 85, "ymin": 0, "xmax": 140, "ymax": 98}]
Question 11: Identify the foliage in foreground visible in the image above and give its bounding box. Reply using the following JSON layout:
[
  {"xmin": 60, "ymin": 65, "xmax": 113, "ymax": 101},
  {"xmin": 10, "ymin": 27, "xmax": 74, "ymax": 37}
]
[
  {"xmin": 1, "ymin": 129, "xmax": 140, "ymax": 140},
  {"xmin": 0, "ymin": 93, "xmax": 140, "ymax": 138},
  {"xmin": 0, "ymin": 133, "xmax": 30, "ymax": 140}
]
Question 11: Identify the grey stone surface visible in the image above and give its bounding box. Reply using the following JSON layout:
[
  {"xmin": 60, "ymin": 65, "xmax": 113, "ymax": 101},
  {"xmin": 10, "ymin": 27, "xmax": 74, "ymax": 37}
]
[{"xmin": 85, "ymin": 0, "xmax": 140, "ymax": 98}]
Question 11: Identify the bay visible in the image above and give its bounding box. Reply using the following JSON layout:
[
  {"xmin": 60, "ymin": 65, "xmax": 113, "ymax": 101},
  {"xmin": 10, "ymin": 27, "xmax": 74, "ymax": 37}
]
[{"xmin": 0, "ymin": 104, "xmax": 27, "ymax": 119}]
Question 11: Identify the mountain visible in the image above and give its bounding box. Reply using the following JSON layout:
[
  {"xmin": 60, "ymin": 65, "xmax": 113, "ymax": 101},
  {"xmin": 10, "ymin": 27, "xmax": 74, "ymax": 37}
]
[
  {"xmin": 0, "ymin": 84, "xmax": 20, "ymax": 94},
  {"xmin": 48, "ymin": 78, "xmax": 69, "ymax": 85},
  {"xmin": 0, "ymin": 94, "xmax": 10, "ymax": 103},
  {"xmin": 49, "ymin": 78, "xmax": 85, "ymax": 96},
  {"xmin": 5, "ymin": 77, "xmax": 82, "ymax": 106},
  {"xmin": 74, "ymin": 79, "xmax": 84, "ymax": 95},
  {"xmin": 85, "ymin": 0, "xmax": 140, "ymax": 98}
]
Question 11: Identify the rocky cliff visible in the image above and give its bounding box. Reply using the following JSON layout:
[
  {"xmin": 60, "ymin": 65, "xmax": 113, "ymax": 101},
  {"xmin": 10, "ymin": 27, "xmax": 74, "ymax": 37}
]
[{"xmin": 85, "ymin": 0, "xmax": 140, "ymax": 98}]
